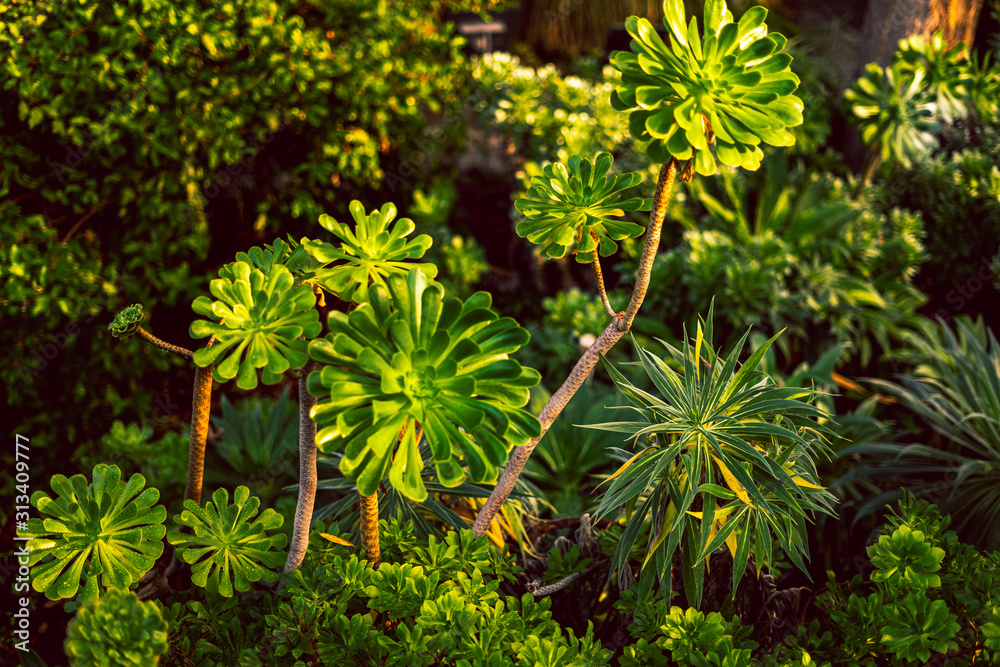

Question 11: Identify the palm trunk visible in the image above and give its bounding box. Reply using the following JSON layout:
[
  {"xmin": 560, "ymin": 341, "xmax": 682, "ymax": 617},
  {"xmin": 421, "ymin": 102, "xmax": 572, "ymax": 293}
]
[
  {"xmin": 473, "ymin": 160, "xmax": 678, "ymax": 538},
  {"xmin": 359, "ymin": 491, "xmax": 381, "ymax": 566},
  {"xmin": 284, "ymin": 361, "xmax": 318, "ymax": 573}
]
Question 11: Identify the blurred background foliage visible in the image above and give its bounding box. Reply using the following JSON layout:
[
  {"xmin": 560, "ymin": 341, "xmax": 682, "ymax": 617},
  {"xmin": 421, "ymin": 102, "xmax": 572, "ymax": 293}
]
[{"xmin": 3, "ymin": 0, "xmax": 1000, "ymax": 642}]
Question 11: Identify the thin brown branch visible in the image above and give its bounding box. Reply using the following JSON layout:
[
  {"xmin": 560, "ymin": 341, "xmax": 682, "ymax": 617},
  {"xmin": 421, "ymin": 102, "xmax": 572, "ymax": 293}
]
[
  {"xmin": 136, "ymin": 327, "xmax": 194, "ymax": 359},
  {"xmin": 473, "ymin": 160, "xmax": 678, "ymax": 538},
  {"xmin": 184, "ymin": 336, "xmax": 216, "ymax": 505},
  {"xmin": 590, "ymin": 230, "xmax": 616, "ymax": 318}
]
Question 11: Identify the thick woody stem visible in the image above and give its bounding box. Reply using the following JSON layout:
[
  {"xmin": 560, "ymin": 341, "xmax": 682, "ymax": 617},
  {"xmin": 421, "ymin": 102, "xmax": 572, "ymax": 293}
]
[
  {"xmin": 473, "ymin": 161, "xmax": 678, "ymax": 538},
  {"xmin": 284, "ymin": 360, "xmax": 318, "ymax": 573},
  {"xmin": 359, "ymin": 491, "xmax": 381, "ymax": 567},
  {"xmin": 621, "ymin": 160, "xmax": 676, "ymax": 330},
  {"xmin": 590, "ymin": 231, "xmax": 616, "ymax": 318},
  {"xmin": 184, "ymin": 337, "xmax": 216, "ymax": 505},
  {"xmin": 136, "ymin": 327, "xmax": 194, "ymax": 359}
]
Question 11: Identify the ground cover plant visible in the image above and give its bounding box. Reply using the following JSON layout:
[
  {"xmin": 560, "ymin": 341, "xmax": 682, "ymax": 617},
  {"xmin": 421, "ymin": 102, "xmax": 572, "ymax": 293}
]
[{"xmin": 6, "ymin": 0, "xmax": 1000, "ymax": 665}]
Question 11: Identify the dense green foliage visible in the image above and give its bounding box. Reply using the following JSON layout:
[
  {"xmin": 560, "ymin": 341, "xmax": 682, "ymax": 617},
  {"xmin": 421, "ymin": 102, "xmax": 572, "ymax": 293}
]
[{"xmin": 65, "ymin": 588, "xmax": 169, "ymax": 666}]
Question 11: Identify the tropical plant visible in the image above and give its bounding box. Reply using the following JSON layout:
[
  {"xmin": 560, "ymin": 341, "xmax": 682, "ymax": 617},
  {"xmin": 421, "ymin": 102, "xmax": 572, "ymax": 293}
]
[
  {"xmin": 609, "ymin": 0, "xmax": 803, "ymax": 174},
  {"xmin": 190, "ymin": 262, "xmax": 321, "ymax": 390},
  {"xmin": 588, "ymin": 309, "xmax": 836, "ymax": 608},
  {"xmin": 17, "ymin": 464, "xmax": 166, "ymax": 609},
  {"xmin": 307, "ymin": 268, "xmax": 541, "ymax": 501},
  {"xmin": 167, "ymin": 485, "xmax": 288, "ymax": 597},
  {"xmin": 845, "ymin": 62, "xmax": 939, "ymax": 176},
  {"xmin": 835, "ymin": 316, "xmax": 1000, "ymax": 550},
  {"xmin": 64, "ymin": 588, "xmax": 169, "ymax": 666},
  {"xmin": 474, "ymin": 0, "xmax": 805, "ymax": 540},
  {"xmin": 305, "ymin": 201, "xmax": 438, "ymax": 303}
]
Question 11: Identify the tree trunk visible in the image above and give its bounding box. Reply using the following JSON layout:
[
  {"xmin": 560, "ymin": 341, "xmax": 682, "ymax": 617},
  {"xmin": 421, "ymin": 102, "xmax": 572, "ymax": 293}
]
[
  {"xmin": 855, "ymin": 0, "xmax": 985, "ymax": 77},
  {"xmin": 283, "ymin": 362, "xmax": 317, "ymax": 573}
]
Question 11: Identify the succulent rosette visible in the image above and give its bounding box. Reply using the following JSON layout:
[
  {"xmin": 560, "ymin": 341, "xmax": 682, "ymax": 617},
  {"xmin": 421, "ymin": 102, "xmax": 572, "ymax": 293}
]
[
  {"xmin": 307, "ymin": 269, "xmax": 541, "ymax": 501},
  {"xmin": 108, "ymin": 304, "xmax": 144, "ymax": 339},
  {"xmin": 190, "ymin": 261, "xmax": 321, "ymax": 389},
  {"xmin": 514, "ymin": 152, "xmax": 651, "ymax": 263},
  {"xmin": 845, "ymin": 63, "xmax": 939, "ymax": 169},
  {"xmin": 610, "ymin": 0, "xmax": 803, "ymax": 174},
  {"xmin": 304, "ymin": 200, "xmax": 437, "ymax": 303}
]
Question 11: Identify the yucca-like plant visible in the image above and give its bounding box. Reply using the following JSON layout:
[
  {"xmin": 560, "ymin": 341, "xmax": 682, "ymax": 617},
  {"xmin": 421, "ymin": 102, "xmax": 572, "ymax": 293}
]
[
  {"xmin": 17, "ymin": 464, "xmax": 166, "ymax": 609},
  {"xmin": 846, "ymin": 63, "xmax": 940, "ymax": 176},
  {"xmin": 308, "ymin": 268, "xmax": 541, "ymax": 501},
  {"xmin": 304, "ymin": 200, "xmax": 437, "ymax": 303},
  {"xmin": 610, "ymin": 0, "xmax": 803, "ymax": 175},
  {"xmin": 587, "ymin": 309, "xmax": 836, "ymax": 607},
  {"xmin": 167, "ymin": 486, "xmax": 287, "ymax": 597},
  {"xmin": 64, "ymin": 588, "xmax": 169, "ymax": 666},
  {"xmin": 837, "ymin": 317, "xmax": 1000, "ymax": 550}
]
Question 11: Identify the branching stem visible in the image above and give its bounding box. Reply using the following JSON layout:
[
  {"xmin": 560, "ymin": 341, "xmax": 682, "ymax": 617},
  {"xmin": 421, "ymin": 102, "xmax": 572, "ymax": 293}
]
[
  {"xmin": 136, "ymin": 327, "xmax": 193, "ymax": 359},
  {"xmin": 473, "ymin": 160, "xmax": 678, "ymax": 538},
  {"xmin": 590, "ymin": 230, "xmax": 616, "ymax": 318}
]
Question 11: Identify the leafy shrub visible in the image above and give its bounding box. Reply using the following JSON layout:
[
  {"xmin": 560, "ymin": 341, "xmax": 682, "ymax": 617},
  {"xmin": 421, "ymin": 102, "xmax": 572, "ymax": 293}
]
[
  {"xmin": 869, "ymin": 145, "xmax": 1000, "ymax": 294},
  {"xmin": 617, "ymin": 153, "xmax": 928, "ymax": 365},
  {"xmin": 65, "ymin": 588, "xmax": 169, "ymax": 666},
  {"xmin": 0, "ymin": 0, "xmax": 485, "ymax": 470},
  {"xmin": 162, "ymin": 516, "xmax": 612, "ymax": 666}
]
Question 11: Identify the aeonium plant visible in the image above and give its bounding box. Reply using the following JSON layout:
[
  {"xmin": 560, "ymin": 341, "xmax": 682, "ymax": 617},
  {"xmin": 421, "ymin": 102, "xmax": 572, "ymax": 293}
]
[{"xmin": 610, "ymin": 0, "xmax": 803, "ymax": 175}]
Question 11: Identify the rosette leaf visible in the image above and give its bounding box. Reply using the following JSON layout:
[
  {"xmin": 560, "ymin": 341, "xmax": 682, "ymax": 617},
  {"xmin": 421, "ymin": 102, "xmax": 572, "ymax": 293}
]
[
  {"xmin": 190, "ymin": 261, "xmax": 321, "ymax": 390},
  {"xmin": 610, "ymin": 0, "xmax": 803, "ymax": 174},
  {"xmin": 844, "ymin": 63, "xmax": 940, "ymax": 169},
  {"xmin": 167, "ymin": 486, "xmax": 287, "ymax": 597},
  {"xmin": 895, "ymin": 31, "xmax": 970, "ymax": 123},
  {"xmin": 17, "ymin": 464, "xmax": 166, "ymax": 608},
  {"xmin": 65, "ymin": 588, "xmax": 169, "ymax": 666},
  {"xmin": 882, "ymin": 591, "xmax": 960, "ymax": 663},
  {"xmin": 304, "ymin": 200, "xmax": 437, "ymax": 302},
  {"xmin": 108, "ymin": 304, "xmax": 144, "ymax": 339},
  {"xmin": 867, "ymin": 525, "xmax": 945, "ymax": 591},
  {"xmin": 307, "ymin": 268, "xmax": 542, "ymax": 500},
  {"xmin": 514, "ymin": 152, "xmax": 651, "ymax": 263}
]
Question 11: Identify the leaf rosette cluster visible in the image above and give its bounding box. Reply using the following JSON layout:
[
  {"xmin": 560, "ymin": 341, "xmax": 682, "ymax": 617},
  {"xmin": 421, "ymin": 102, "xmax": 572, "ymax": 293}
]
[
  {"xmin": 307, "ymin": 269, "xmax": 541, "ymax": 500},
  {"xmin": 108, "ymin": 303, "xmax": 145, "ymax": 339},
  {"xmin": 167, "ymin": 486, "xmax": 288, "ymax": 597},
  {"xmin": 610, "ymin": 0, "xmax": 803, "ymax": 174},
  {"xmin": 18, "ymin": 464, "xmax": 166, "ymax": 607},
  {"xmin": 190, "ymin": 261, "xmax": 321, "ymax": 389},
  {"xmin": 64, "ymin": 588, "xmax": 169, "ymax": 667},
  {"xmin": 305, "ymin": 200, "xmax": 437, "ymax": 303},
  {"xmin": 514, "ymin": 152, "xmax": 651, "ymax": 263}
]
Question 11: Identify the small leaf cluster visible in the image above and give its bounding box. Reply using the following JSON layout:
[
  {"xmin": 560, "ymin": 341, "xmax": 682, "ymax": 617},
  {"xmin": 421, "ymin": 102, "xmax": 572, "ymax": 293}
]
[
  {"xmin": 108, "ymin": 304, "xmax": 145, "ymax": 339},
  {"xmin": 807, "ymin": 494, "xmax": 999, "ymax": 665},
  {"xmin": 163, "ymin": 517, "xmax": 613, "ymax": 666},
  {"xmin": 64, "ymin": 588, "xmax": 169, "ymax": 667},
  {"xmin": 619, "ymin": 606, "xmax": 756, "ymax": 667}
]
